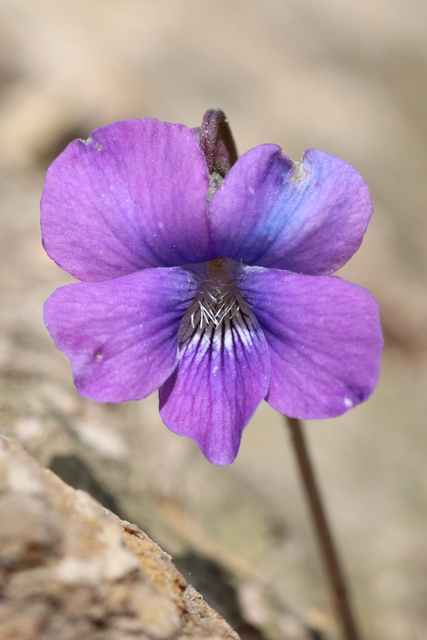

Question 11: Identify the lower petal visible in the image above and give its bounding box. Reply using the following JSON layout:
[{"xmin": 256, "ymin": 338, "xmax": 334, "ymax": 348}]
[
  {"xmin": 44, "ymin": 265, "xmax": 206, "ymax": 402},
  {"xmin": 159, "ymin": 310, "xmax": 271, "ymax": 465},
  {"xmin": 234, "ymin": 266, "xmax": 383, "ymax": 419}
]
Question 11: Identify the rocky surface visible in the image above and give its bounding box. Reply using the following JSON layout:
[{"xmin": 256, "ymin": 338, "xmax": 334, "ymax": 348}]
[{"xmin": 0, "ymin": 435, "xmax": 240, "ymax": 640}]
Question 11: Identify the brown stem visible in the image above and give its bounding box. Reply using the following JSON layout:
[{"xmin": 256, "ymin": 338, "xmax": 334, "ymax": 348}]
[
  {"xmin": 198, "ymin": 108, "xmax": 238, "ymax": 175},
  {"xmin": 285, "ymin": 416, "xmax": 362, "ymax": 640}
]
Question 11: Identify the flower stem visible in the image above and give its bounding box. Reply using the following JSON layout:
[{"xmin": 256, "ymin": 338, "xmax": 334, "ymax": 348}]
[
  {"xmin": 285, "ymin": 416, "xmax": 362, "ymax": 640},
  {"xmin": 198, "ymin": 109, "xmax": 238, "ymax": 176}
]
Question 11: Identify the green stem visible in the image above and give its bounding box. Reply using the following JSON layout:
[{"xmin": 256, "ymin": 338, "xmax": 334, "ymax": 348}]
[{"xmin": 285, "ymin": 416, "xmax": 362, "ymax": 640}]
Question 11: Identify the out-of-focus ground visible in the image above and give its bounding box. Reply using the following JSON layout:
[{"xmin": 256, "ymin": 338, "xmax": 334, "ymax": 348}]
[{"xmin": 0, "ymin": 1, "xmax": 426, "ymax": 638}]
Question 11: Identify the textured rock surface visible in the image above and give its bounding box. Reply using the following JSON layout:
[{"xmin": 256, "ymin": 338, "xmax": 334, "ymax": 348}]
[{"xmin": 0, "ymin": 436, "xmax": 240, "ymax": 640}]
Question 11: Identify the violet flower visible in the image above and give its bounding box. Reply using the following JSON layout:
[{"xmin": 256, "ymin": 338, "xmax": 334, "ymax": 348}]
[{"xmin": 41, "ymin": 113, "xmax": 382, "ymax": 464}]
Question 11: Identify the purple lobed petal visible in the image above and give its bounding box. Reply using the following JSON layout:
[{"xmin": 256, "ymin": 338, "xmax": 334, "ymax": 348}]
[
  {"xmin": 233, "ymin": 265, "xmax": 383, "ymax": 419},
  {"xmin": 41, "ymin": 119, "xmax": 215, "ymax": 282},
  {"xmin": 44, "ymin": 265, "xmax": 206, "ymax": 402},
  {"xmin": 209, "ymin": 144, "xmax": 373, "ymax": 275},
  {"xmin": 159, "ymin": 307, "xmax": 271, "ymax": 465}
]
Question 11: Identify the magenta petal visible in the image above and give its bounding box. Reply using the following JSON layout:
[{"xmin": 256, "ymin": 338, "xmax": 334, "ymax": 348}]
[
  {"xmin": 41, "ymin": 119, "xmax": 214, "ymax": 281},
  {"xmin": 159, "ymin": 311, "xmax": 271, "ymax": 465},
  {"xmin": 43, "ymin": 266, "xmax": 206, "ymax": 402},
  {"xmin": 234, "ymin": 266, "xmax": 383, "ymax": 418},
  {"xmin": 209, "ymin": 145, "xmax": 373, "ymax": 275}
]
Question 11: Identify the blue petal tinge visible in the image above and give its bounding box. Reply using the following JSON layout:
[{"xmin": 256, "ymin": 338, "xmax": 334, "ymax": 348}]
[{"xmin": 209, "ymin": 145, "xmax": 373, "ymax": 275}]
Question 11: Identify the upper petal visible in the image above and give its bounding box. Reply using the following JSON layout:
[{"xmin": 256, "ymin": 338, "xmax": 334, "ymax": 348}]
[
  {"xmin": 209, "ymin": 145, "xmax": 373, "ymax": 274},
  {"xmin": 44, "ymin": 265, "xmax": 206, "ymax": 402},
  {"xmin": 234, "ymin": 265, "xmax": 383, "ymax": 419},
  {"xmin": 159, "ymin": 303, "xmax": 271, "ymax": 465},
  {"xmin": 41, "ymin": 119, "xmax": 215, "ymax": 281}
]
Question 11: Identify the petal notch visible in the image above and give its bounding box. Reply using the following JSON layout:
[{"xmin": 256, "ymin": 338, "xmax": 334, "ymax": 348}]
[{"xmin": 209, "ymin": 145, "xmax": 373, "ymax": 274}]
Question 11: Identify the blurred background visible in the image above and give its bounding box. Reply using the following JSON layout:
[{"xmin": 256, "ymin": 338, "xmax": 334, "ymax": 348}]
[{"xmin": 0, "ymin": 0, "xmax": 427, "ymax": 638}]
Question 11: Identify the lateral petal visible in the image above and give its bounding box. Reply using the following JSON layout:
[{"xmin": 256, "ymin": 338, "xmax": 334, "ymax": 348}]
[
  {"xmin": 44, "ymin": 265, "xmax": 206, "ymax": 402},
  {"xmin": 159, "ymin": 308, "xmax": 271, "ymax": 465},
  {"xmin": 209, "ymin": 145, "xmax": 373, "ymax": 274},
  {"xmin": 41, "ymin": 119, "xmax": 215, "ymax": 281},
  {"xmin": 234, "ymin": 265, "xmax": 383, "ymax": 418}
]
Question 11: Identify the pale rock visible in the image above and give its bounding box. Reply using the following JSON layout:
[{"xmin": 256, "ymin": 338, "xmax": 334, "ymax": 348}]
[{"xmin": 0, "ymin": 436, "xmax": 240, "ymax": 640}]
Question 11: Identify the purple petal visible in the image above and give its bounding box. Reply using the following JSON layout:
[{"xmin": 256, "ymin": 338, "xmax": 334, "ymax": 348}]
[
  {"xmin": 44, "ymin": 265, "xmax": 206, "ymax": 402},
  {"xmin": 159, "ymin": 308, "xmax": 271, "ymax": 465},
  {"xmin": 41, "ymin": 119, "xmax": 215, "ymax": 281},
  {"xmin": 234, "ymin": 265, "xmax": 383, "ymax": 418},
  {"xmin": 209, "ymin": 145, "xmax": 373, "ymax": 274}
]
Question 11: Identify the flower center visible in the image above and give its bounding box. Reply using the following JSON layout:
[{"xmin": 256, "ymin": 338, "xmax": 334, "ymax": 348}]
[
  {"xmin": 178, "ymin": 259, "xmax": 252, "ymax": 349},
  {"xmin": 192, "ymin": 258, "xmax": 241, "ymax": 329}
]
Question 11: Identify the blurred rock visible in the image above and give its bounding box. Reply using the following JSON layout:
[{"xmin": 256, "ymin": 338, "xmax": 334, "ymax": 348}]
[{"xmin": 0, "ymin": 435, "xmax": 240, "ymax": 640}]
